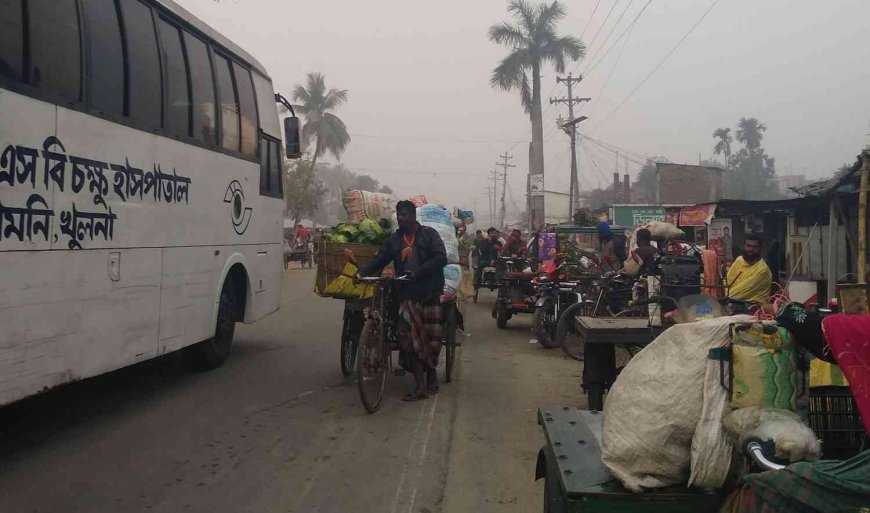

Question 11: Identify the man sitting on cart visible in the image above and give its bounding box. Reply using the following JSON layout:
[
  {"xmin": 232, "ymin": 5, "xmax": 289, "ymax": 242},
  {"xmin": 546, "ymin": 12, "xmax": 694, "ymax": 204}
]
[
  {"xmin": 474, "ymin": 227, "xmax": 501, "ymax": 288},
  {"xmin": 359, "ymin": 200, "xmax": 448, "ymax": 402},
  {"xmin": 500, "ymin": 229, "xmax": 527, "ymax": 258}
]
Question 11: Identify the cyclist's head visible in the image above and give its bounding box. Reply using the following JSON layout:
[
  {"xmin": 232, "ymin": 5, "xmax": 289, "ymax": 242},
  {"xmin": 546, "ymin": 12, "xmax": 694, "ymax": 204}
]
[
  {"xmin": 636, "ymin": 228, "xmax": 652, "ymax": 245},
  {"xmin": 487, "ymin": 227, "xmax": 498, "ymax": 238},
  {"xmin": 396, "ymin": 200, "xmax": 417, "ymax": 230},
  {"xmin": 510, "ymin": 229, "xmax": 522, "ymax": 240},
  {"xmin": 744, "ymin": 233, "xmax": 763, "ymax": 262}
]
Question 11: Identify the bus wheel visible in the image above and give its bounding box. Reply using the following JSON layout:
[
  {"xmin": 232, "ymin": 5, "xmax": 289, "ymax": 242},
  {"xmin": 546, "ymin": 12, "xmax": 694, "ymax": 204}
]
[{"xmin": 185, "ymin": 277, "xmax": 238, "ymax": 370}]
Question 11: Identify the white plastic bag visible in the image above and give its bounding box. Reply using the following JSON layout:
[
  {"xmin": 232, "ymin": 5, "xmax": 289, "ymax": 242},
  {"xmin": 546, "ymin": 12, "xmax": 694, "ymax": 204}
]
[
  {"xmin": 602, "ymin": 315, "xmax": 753, "ymax": 492},
  {"xmin": 418, "ymin": 205, "xmax": 459, "ymax": 264},
  {"xmin": 723, "ymin": 407, "xmax": 821, "ymax": 463},
  {"xmin": 441, "ymin": 264, "xmax": 462, "ymax": 301}
]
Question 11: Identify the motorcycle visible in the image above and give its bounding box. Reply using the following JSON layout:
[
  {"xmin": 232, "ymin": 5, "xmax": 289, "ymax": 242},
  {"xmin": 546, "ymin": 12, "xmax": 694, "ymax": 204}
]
[{"xmin": 532, "ymin": 259, "xmax": 583, "ymax": 349}]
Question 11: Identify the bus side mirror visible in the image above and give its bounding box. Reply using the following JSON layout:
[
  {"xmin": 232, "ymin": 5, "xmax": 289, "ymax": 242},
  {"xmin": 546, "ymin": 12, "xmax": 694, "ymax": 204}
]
[{"xmin": 284, "ymin": 117, "xmax": 302, "ymax": 159}]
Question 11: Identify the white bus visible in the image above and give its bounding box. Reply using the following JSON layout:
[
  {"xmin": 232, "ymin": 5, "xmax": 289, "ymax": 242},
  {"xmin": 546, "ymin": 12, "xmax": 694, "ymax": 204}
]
[{"xmin": 0, "ymin": 0, "xmax": 301, "ymax": 406}]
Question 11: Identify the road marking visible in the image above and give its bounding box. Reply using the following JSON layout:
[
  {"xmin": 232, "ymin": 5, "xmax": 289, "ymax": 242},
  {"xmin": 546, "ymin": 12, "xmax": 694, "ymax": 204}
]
[{"xmin": 390, "ymin": 395, "xmax": 439, "ymax": 513}]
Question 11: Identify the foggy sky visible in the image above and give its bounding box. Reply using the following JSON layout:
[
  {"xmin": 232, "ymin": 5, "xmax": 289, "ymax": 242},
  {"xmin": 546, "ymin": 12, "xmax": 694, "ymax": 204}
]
[{"xmin": 180, "ymin": 0, "xmax": 870, "ymax": 226}]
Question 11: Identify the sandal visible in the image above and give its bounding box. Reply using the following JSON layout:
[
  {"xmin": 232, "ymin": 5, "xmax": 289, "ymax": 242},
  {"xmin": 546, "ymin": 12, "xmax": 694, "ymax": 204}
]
[
  {"xmin": 427, "ymin": 385, "xmax": 440, "ymax": 395},
  {"xmin": 402, "ymin": 391, "xmax": 428, "ymax": 402}
]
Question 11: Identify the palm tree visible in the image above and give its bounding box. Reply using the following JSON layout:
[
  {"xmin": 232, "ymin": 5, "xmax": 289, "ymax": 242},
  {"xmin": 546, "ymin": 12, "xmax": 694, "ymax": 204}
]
[
  {"xmin": 288, "ymin": 72, "xmax": 350, "ymax": 230},
  {"xmin": 488, "ymin": 0, "xmax": 585, "ymax": 177},
  {"xmin": 712, "ymin": 127, "xmax": 732, "ymax": 164},
  {"xmin": 736, "ymin": 117, "xmax": 766, "ymax": 151}
]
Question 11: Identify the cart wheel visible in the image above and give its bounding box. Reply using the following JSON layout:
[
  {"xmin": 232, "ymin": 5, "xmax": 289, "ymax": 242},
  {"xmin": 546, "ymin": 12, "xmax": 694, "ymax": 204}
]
[
  {"xmin": 444, "ymin": 304, "xmax": 457, "ymax": 383},
  {"xmin": 496, "ymin": 302, "xmax": 509, "ymax": 329},
  {"xmin": 357, "ymin": 319, "xmax": 387, "ymax": 413},
  {"xmin": 586, "ymin": 382, "xmax": 605, "ymax": 411},
  {"xmin": 533, "ymin": 298, "xmax": 558, "ymax": 349},
  {"xmin": 557, "ymin": 302, "xmax": 595, "ymax": 362}
]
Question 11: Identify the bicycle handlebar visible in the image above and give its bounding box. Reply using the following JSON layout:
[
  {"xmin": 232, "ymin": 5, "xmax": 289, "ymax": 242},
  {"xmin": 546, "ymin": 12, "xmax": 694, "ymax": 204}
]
[
  {"xmin": 744, "ymin": 438, "xmax": 786, "ymax": 471},
  {"xmin": 356, "ymin": 273, "xmax": 413, "ymax": 283}
]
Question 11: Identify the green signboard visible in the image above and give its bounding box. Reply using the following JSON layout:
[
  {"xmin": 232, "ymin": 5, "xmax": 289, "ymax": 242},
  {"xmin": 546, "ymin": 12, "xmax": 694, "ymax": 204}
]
[{"xmin": 612, "ymin": 206, "xmax": 666, "ymax": 227}]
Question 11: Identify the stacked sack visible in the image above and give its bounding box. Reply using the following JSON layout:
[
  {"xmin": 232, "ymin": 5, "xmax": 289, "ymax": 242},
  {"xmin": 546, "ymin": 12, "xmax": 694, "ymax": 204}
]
[
  {"xmin": 417, "ymin": 204, "xmax": 462, "ymax": 302},
  {"xmin": 343, "ymin": 190, "xmax": 394, "ymax": 224}
]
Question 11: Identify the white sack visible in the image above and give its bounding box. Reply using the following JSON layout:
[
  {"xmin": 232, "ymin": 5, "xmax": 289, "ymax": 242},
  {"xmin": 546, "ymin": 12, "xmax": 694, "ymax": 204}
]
[
  {"xmin": 723, "ymin": 407, "xmax": 821, "ymax": 463},
  {"xmin": 602, "ymin": 315, "xmax": 753, "ymax": 492},
  {"xmin": 417, "ymin": 205, "xmax": 459, "ymax": 264},
  {"xmin": 642, "ymin": 221, "xmax": 684, "ymax": 240},
  {"xmin": 688, "ymin": 352, "xmax": 735, "ymax": 489},
  {"xmin": 442, "ymin": 264, "xmax": 462, "ymax": 300}
]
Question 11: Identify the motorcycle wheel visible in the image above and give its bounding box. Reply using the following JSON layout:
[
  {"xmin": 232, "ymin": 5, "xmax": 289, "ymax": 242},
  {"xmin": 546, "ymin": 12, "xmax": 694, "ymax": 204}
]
[
  {"xmin": 496, "ymin": 302, "xmax": 509, "ymax": 329},
  {"xmin": 533, "ymin": 298, "xmax": 558, "ymax": 349}
]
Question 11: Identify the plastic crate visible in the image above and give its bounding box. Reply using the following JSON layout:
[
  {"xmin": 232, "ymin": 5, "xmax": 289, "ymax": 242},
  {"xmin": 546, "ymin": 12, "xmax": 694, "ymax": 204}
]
[{"xmin": 808, "ymin": 386, "xmax": 869, "ymax": 459}]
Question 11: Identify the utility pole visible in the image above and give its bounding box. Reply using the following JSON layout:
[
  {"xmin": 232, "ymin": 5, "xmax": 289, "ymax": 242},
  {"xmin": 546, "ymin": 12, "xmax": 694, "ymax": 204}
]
[
  {"xmin": 489, "ymin": 167, "xmax": 500, "ymax": 226},
  {"xmin": 551, "ymin": 73, "xmax": 590, "ymax": 221},
  {"xmin": 496, "ymin": 152, "xmax": 515, "ymax": 228},
  {"xmin": 484, "ymin": 185, "xmax": 495, "ymax": 226}
]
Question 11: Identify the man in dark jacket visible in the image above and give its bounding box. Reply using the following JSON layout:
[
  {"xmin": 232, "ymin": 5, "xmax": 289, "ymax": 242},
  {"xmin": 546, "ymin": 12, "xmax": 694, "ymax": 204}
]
[{"xmin": 360, "ymin": 200, "xmax": 448, "ymax": 401}]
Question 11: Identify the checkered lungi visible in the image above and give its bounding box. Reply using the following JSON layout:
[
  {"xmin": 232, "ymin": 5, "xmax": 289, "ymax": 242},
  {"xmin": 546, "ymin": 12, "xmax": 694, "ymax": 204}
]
[{"xmin": 398, "ymin": 297, "xmax": 443, "ymax": 369}]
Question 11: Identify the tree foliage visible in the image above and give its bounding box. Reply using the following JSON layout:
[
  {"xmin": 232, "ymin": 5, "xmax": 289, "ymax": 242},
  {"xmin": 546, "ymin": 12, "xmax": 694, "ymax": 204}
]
[
  {"xmin": 284, "ymin": 159, "xmax": 325, "ymax": 221},
  {"xmin": 488, "ymin": 0, "xmax": 585, "ymax": 177}
]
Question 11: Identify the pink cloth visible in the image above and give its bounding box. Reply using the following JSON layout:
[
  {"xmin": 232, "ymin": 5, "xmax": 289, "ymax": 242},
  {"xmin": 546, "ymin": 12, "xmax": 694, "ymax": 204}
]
[
  {"xmin": 702, "ymin": 249, "xmax": 724, "ymax": 297},
  {"xmin": 821, "ymin": 314, "xmax": 870, "ymax": 432}
]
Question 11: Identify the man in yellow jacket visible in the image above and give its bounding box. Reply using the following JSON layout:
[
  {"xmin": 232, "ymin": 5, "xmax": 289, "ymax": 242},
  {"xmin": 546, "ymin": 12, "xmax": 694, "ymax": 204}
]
[{"xmin": 726, "ymin": 234, "xmax": 772, "ymax": 304}]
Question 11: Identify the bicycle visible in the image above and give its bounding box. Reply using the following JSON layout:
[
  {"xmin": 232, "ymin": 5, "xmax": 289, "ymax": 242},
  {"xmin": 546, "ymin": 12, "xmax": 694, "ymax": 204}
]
[{"xmin": 355, "ymin": 274, "xmax": 459, "ymax": 413}]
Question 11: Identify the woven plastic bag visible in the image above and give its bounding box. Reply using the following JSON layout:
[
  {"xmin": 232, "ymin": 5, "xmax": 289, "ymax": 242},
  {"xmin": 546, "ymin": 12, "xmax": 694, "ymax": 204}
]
[{"xmin": 602, "ymin": 315, "xmax": 753, "ymax": 492}]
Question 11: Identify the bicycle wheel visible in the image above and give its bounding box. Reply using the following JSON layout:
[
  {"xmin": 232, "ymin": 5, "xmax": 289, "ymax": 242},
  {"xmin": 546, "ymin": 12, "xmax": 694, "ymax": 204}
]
[
  {"xmin": 444, "ymin": 303, "xmax": 457, "ymax": 383},
  {"xmin": 357, "ymin": 318, "xmax": 387, "ymax": 413},
  {"xmin": 340, "ymin": 310, "xmax": 362, "ymax": 378},
  {"xmin": 557, "ymin": 301, "xmax": 597, "ymax": 362}
]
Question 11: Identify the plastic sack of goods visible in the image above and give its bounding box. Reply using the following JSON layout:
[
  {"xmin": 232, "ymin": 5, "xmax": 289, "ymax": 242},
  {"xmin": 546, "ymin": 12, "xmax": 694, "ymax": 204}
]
[
  {"xmin": 342, "ymin": 190, "xmax": 394, "ymax": 224},
  {"xmin": 441, "ymin": 264, "xmax": 462, "ymax": 302},
  {"xmin": 417, "ymin": 204, "xmax": 459, "ymax": 264},
  {"xmin": 602, "ymin": 315, "xmax": 754, "ymax": 492}
]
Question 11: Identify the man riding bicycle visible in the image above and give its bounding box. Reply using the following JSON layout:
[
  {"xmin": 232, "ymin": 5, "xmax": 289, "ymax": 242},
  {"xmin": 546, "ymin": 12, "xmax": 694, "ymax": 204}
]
[{"xmin": 359, "ymin": 200, "xmax": 448, "ymax": 402}]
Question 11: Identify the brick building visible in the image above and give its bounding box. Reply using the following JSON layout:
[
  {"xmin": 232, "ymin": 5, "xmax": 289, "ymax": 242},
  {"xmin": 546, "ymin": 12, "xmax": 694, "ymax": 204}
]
[{"xmin": 655, "ymin": 163, "xmax": 725, "ymax": 204}]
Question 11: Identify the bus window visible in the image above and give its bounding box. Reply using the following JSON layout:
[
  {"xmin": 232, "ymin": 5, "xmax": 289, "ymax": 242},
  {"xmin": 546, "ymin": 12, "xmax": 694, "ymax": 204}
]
[
  {"xmin": 82, "ymin": 0, "xmax": 125, "ymax": 117},
  {"xmin": 271, "ymin": 138, "xmax": 282, "ymax": 196},
  {"xmin": 215, "ymin": 54, "xmax": 240, "ymax": 152},
  {"xmin": 184, "ymin": 32, "xmax": 217, "ymax": 145},
  {"xmin": 252, "ymin": 72, "xmax": 280, "ymax": 138},
  {"xmin": 119, "ymin": 0, "xmax": 161, "ymax": 129},
  {"xmin": 259, "ymin": 137, "xmax": 282, "ymax": 198},
  {"xmin": 259, "ymin": 137, "xmax": 270, "ymax": 193},
  {"xmin": 0, "ymin": 0, "xmax": 23, "ymax": 81},
  {"xmin": 234, "ymin": 62, "xmax": 258, "ymax": 157},
  {"xmin": 28, "ymin": 0, "xmax": 82, "ymax": 103},
  {"xmin": 158, "ymin": 18, "xmax": 190, "ymax": 139}
]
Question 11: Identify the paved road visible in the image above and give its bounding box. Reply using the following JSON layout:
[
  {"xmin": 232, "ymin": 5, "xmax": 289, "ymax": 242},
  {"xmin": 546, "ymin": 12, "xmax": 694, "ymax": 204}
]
[{"xmin": 0, "ymin": 268, "xmax": 584, "ymax": 513}]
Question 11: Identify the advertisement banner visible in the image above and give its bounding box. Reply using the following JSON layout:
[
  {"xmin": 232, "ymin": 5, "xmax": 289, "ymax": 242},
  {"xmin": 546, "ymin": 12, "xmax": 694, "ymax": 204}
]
[
  {"xmin": 708, "ymin": 218, "xmax": 733, "ymax": 260},
  {"xmin": 679, "ymin": 204, "xmax": 715, "ymax": 227},
  {"xmin": 538, "ymin": 232, "xmax": 557, "ymax": 264}
]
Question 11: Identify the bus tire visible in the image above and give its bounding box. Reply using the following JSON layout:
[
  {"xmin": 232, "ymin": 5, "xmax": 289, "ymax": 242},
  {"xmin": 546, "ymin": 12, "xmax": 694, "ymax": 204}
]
[{"xmin": 185, "ymin": 277, "xmax": 239, "ymax": 370}]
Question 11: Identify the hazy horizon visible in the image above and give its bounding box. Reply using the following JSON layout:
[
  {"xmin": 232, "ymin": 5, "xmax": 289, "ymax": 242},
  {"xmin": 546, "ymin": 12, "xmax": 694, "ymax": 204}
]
[{"xmin": 180, "ymin": 0, "xmax": 870, "ymax": 225}]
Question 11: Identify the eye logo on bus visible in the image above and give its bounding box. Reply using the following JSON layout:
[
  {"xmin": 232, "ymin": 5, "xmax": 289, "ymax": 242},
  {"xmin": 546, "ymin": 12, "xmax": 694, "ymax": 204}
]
[{"xmin": 223, "ymin": 180, "xmax": 252, "ymax": 235}]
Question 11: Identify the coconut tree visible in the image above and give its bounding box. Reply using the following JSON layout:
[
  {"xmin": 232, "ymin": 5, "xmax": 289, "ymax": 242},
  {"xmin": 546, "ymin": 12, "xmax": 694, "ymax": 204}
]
[
  {"xmin": 712, "ymin": 127, "xmax": 733, "ymax": 164},
  {"xmin": 488, "ymin": 0, "xmax": 585, "ymax": 177},
  {"xmin": 736, "ymin": 117, "xmax": 766, "ymax": 151},
  {"xmin": 287, "ymin": 72, "xmax": 350, "ymax": 231}
]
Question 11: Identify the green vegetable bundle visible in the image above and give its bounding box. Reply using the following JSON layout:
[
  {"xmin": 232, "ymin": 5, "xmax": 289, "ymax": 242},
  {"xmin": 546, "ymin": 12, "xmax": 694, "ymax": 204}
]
[{"xmin": 325, "ymin": 218, "xmax": 392, "ymax": 246}]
